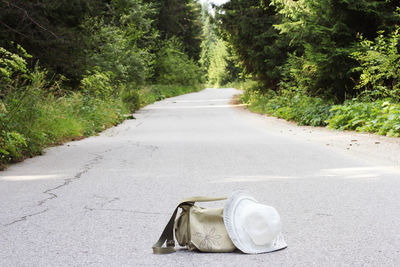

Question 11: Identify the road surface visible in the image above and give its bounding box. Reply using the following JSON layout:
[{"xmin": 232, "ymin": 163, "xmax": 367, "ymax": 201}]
[{"xmin": 1, "ymin": 88, "xmax": 400, "ymax": 266}]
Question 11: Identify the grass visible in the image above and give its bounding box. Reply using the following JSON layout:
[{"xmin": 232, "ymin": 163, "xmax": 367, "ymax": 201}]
[
  {"xmin": 0, "ymin": 82, "xmax": 202, "ymax": 170},
  {"xmin": 238, "ymin": 82, "xmax": 400, "ymax": 137}
]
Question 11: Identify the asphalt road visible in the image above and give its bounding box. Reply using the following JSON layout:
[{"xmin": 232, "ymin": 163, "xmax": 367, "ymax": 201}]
[{"xmin": 1, "ymin": 88, "xmax": 400, "ymax": 266}]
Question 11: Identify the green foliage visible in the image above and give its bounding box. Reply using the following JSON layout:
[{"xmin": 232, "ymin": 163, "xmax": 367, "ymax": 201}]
[
  {"xmin": 0, "ymin": 0, "xmax": 207, "ymax": 168},
  {"xmin": 220, "ymin": 0, "xmax": 400, "ymax": 138},
  {"xmin": 240, "ymin": 82, "xmax": 400, "ymax": 136},
  {"xmin": 0, "ymin": 59, "xmax": 127, "ymax": 166},
  {"xmin": 272, "ymin": 0, "xmax": 400, "ymax": 100},
  {"xmin": 84, "ymin": 23, "xmax": 149, "ymax": 86},
  {"xmin": 0, "ymin": 0, "xmax": 109, "ymax": 85},
  {"xmin": 0, "ymin": 131, "xmax": 27, "ymax": 163},
  {"xmin": 83, "ymin": 0, "xmax": 156, "ymax": 86},
  {"xmin": 241, "ymin": 84, "xmax": 332, "ymax": 126},
  {"xmin": 199, "ymin": 15, "xmax": 217, "ymax": 76},
  {"xmin": 207, "ymin": 39, "xmax": 229, "ymax": 86},
  {"xmin": 0, "ymin": 45, "xmax": 32, "ymax": 97},
  {"xmin": 80, "ymin": 70, "xmax": 114, "ymax": 99},
  {"xmin": 0, "ymin": 78, "xmax": 200, "ymax": 168},
  {"xmin": 155, "ymin": 38, "xmax": 203, "ymax": 85},
  {"xmin": 0, "ymin": 0, "xmax": 159, "ymax": 86},
  {"xmin": 0, "ymin": 44, "xmax": 31, "ymax": 81},
  {"xmin": 0, "ymin": 44, "xmax": 203, "ymax": 168},
  {"xmin": 216, "ymin": 0, "xmax": 288, "ymax": 90},
  {"xmin": 121, "ymin": 88, "xmax": 141, "ymax": 112},
  {"xmin": 216, "ymin": 0, "xmax": 399, "ymax": 100},
  {"xmin": 328, "ymin": 100, "xmax": 400, "ymax": 136},
  {"xmin": 200, "ymin": 4, "xmax": 243, "ymax": 86},
  {"xmin": 146, "ymin": 0, "xmax": 203, "ymax": 60},
  {"xmin": 352, "ymin": 26, "xmax": 400, "ymax": 101},
  {"xmin": 0, "ymin": 0, "xmax": 205, "ymax": 87}
]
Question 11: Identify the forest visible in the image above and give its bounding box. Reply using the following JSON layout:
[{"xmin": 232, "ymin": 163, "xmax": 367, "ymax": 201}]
[
  {"xmin": 0, "ymin": 0, "xmax": 207, "ymax": 168},
  {"xmin": 215, "ymin": 0, "xmax": 400, "ymax": 135},
  {"xmin": 1, "ymin": 0, "xmax": 400, "ymax": 168}
]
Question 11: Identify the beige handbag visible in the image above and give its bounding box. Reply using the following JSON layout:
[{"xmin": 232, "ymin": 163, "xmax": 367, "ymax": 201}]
[{"xmin": 152, "ymin": 196, "xmax": 236, "ymax": 254}]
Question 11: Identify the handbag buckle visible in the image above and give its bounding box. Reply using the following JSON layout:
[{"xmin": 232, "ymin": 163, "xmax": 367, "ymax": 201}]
[{"xmin": 167, "ymin": 240, "xmax": 175, "ymax": 247}]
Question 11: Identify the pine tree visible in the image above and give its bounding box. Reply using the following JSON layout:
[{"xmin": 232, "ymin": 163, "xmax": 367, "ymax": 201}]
[
  {"xmin": 0, "ymin": 0, "xmax": 109, "ymax": 85},
  {"xmin": 273, "ymin": 0, "xmax": 400, "ymax": 100},
  {"xmin": 145, "ymin": 0, "xmax": 203, "ymax": 60},
  {"xmin": 215, "ymin": 0, "xmax": 289, "ymax": 90}
]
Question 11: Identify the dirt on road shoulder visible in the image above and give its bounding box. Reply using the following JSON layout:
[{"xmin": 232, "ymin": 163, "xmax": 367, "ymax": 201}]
[{"xmin": 231, "ymin": 93, "xmax": 400, "ymax": 169}]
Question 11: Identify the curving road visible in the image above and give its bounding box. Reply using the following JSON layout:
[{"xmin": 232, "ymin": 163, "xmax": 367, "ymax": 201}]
[{"xmin": 1, "ymin": 88, "xmax": 400, "ymax": 266}]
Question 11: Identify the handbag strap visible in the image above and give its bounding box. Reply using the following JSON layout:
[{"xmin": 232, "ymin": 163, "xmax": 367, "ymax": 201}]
[{"xmin": 152, "ymin": 196, "xmax": 227, "ymax": 254}]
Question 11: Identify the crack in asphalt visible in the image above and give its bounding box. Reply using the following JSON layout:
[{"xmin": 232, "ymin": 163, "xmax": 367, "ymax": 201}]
[
  {"xmin": 100, "ymin": 197, "xmax": 120, "ymax": 208},
  {"xmin": 3, "ymin": 151, "xmax": 108, "ymax": 227},
  {"xmin": 37, "ymin": 154, "xmax": 104, "ymax": 207},
  {"xmin": 133, "ymin": 142, "xmax": 159, "ymax": 159},
  {"xmin": 134, "ymin": 142, "xmax": 159, "ymax": 151},
  {"xmin": 4, "ymin": 209, "xmax": 49, "ymax": 226},
  {"xmin": 83, "ymin": 195, "xmax": 169, "ymax": 215},
  {"xmin": 84, "ymin": 195, "xmax": 167, "ymax": 215}
]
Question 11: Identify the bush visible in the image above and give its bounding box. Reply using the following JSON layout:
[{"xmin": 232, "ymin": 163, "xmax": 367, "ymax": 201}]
[
  {"xmin": 241, "ymin": 83, "xmax": 332, "ymax": 126},
  {"xmin": 352, "ymin": 26, "xmax": 400, "ymax": 101},
  {"xmin": 83, "ymin": 0, "xmax": 156, "ymax": 87},
  {"xmin": 155, "ymin": 38, "xmax": 203, "ymax": 85},
  {"xmin": 0, "ymin": 131, "xmax": 27, "ymax": 163},
  {"xmin": 0, "ymin": 44, "xmax": 32, "ymax": 97},
  {"xmin": 0, "ymin": 44, "xmax": 203, "ymax": 169},
  {"xmin": 240, "ymin": 81, "xmax": 400, "ymax": 136},
  {"xmin": 328, "ymin": 100, "xmax": 400, "ymax": 136},
  {"xmin": 0, "ymin": 46, "xmax": 129, "ymax": 168},
  {"xmin": 121, "ymin": 87, "xmax": 141, "ymax": 112},
  {"xmin": 80, "ymin": 70, "xmax": 114, "ymax": 99}
]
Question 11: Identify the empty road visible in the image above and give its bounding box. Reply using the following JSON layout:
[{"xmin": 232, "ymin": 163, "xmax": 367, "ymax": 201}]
[{"xmin": 1, "ymin": 88, "xmax": 400, "ymax": 266}]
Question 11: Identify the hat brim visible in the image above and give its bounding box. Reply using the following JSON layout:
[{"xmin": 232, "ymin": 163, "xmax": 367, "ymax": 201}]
[{"xmin": 223, "ymin": 190, "xmax": 287, "ymax": 254}]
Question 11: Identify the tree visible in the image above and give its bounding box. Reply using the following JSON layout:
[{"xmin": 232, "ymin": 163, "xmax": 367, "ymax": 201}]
[
  {"xmin": 145, "ymin": 0, "xmax": 203, "ymax": 61},
  {"xmin": 199, "ymin": 14, "xmax": 217, "ymax": 76},
  {"xmin": 215, "ymin": 0, "xmax": 289, "ymax": 90},
  {"xmin": 207, "ymin": 38, "xmax": 228, "ymax": 86},
  {"xmin": 83, "ymin": 0, "xmax": 157, "ymax": 86},
  {"xmin": 0, "ymin": 0, "xmax": 108, "ymax": 85},
  {"xmin": 273, "ymin": 0, "xmax": 400, "ymax": 100},
  {"xmin": 200, "ymin": 2, "xmax": 242, "ymax": 85}
]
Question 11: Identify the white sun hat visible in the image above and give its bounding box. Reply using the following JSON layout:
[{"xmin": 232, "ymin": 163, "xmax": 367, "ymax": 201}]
[{"xmin": 223, "ymin": 190, "xmax": 287, "ymax": 254}]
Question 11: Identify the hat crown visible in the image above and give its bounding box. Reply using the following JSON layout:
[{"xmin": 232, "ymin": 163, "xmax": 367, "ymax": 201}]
[
  {"xmin": 242, "ymin": 204, "xmax": 281, "ymax": 246},
  {"xmin": 223, "ymin": 190, "xmax": 287, "ymax": 253}
]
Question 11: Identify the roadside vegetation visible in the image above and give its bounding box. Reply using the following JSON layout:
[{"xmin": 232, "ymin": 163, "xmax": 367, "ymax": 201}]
[
  {"xmin": 0, "ymin": 0, "xmax": 203, "ymax": 169},
  {"xmin": 1, "ymin": 0, "xmax": 399, "ymax": 169},
  {"xmin": 210, "ymin": 0, "xmax": 400, "ymax": 137}
]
